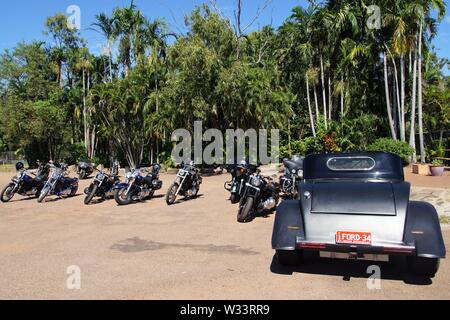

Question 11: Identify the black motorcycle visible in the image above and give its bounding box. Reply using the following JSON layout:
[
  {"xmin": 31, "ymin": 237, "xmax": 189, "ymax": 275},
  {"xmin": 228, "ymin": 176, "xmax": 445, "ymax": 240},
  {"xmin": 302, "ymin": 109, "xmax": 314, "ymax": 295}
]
[
  {"xmin": 114, "ymin": 164, "xmax": 163, "ymax": 206},
  {"xmin": 279, "ymin": 156, "xmax": 304, "ymax": 199},
  {"xmin": 166, "ymin": 162, "xmax": 202, "ymax": 205},
  {"xmin": 77, "ymin": 160, "xmax": 94, "ymax": 180},
  {"xmin": 84, "ymin": 163, "xmax": 120, "ymax": 205},
  {"xmin": 38, "ymin": 162, "xmax": 79, "ymax": 203},
  {"xmin": 0, "ymin": 161, "xmax": 50, "ymax": 203},
  {"xmin": 237, "ymin": 170, "xmax": 280, "ymax": 223},
  {"xmin": 224, "ymin": 161, "xmax": 256, "ymax": 204}
]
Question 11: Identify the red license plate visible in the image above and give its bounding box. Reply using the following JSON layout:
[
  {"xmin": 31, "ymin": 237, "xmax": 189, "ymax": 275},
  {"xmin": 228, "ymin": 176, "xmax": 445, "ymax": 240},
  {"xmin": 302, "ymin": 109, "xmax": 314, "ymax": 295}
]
[{"xmin": 336, "ymin": 231, "xmax": 372, "ymax": 245}]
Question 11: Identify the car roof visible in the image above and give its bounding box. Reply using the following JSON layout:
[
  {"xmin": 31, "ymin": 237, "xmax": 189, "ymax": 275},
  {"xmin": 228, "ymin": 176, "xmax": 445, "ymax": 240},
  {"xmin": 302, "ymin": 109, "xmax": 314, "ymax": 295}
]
[{"xmin": 303, "ymin": 152, "xmax": 404, "ymax": 181}]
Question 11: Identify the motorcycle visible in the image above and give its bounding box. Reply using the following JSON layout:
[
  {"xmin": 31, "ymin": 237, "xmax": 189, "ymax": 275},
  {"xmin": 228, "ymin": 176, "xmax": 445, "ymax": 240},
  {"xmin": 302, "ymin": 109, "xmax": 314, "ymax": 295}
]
[
  {"xmin": 237, "ymin": 170, "xmax": 280, "ymax": 223},
  {"xmin": 84, "ymin": 163, "xmax": 120, "ymax": 205},
  {"xmin": 224, "ymin": 161, "xmax": 256, "ymax": 204},
  {"xmin": 77, "ymin": 160, "xmax": 94, "ymax": 180},
  {"xmin": 279, "ymin": 156, "xmax": 304, "ymax": 199},
  {"xmin": 0, "ymin": 161, "xmax": 50, "ymax": 203},
  {"xmin": 37, "ymin": 162, "xmax": 79, "ymax": 203},
  {"xmin": 114, "ymin": 164, "xmax": 163, "ymax": 206},
  {"xmin": 166, "ymin": 162, "xmax": 202, "ymax": 205}
]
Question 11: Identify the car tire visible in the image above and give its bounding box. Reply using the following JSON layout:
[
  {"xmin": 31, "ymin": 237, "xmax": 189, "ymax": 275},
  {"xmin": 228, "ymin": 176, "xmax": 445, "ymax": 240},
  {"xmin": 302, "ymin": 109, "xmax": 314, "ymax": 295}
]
[
  {"xmin": 237, "ymin": 197, "xmax": 254, "ymax": 223},
  {"xmin": 407, "ymin": 256, "xmax": 440, "ymax": 278},
  {"xmin": 0, "ymin": 184, "xmax": 16, "ymax": 203},
  {"xmin": 276, "ymin": 250, "xmax": 303, "ymax": 266}
]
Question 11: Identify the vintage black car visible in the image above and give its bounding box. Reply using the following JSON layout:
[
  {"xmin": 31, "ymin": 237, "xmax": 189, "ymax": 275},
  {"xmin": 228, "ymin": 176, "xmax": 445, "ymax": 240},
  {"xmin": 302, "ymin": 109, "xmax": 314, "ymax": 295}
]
[{"xmin": 272, "ymin": 152, "xmax": 446, "ymax": 277}]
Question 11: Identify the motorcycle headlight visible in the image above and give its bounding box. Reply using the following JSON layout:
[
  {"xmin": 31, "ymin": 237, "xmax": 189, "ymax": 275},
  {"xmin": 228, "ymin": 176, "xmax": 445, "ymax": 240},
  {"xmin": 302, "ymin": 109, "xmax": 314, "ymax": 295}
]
[
  {"xmin": 126, "ymin": 172, "xmax": 132, "ymax": 179},
  {"xmin": 298, "ymin": 170, "xmax": 304, "ymax": 178},
  {"xmin": 291, "ymin": 169, "xmax": 297, "ymax": 174},
  {"xmin": 251, "ymin": 176, "xmax": 262, "ymax": 187}
]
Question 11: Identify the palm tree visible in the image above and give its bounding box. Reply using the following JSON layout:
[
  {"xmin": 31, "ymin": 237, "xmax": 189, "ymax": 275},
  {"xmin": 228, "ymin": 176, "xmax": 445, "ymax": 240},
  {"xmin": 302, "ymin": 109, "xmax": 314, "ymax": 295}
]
[{"xmin": 92, "ymin": 13, "xmax": 116, "ymax": 82}]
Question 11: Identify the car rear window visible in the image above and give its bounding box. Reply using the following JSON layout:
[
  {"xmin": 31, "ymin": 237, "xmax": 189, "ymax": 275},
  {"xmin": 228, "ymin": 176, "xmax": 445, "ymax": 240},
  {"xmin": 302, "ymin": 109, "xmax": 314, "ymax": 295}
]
[{"xmin": 326, "ymin": 157, "xmax": 375, "ymax": 171}]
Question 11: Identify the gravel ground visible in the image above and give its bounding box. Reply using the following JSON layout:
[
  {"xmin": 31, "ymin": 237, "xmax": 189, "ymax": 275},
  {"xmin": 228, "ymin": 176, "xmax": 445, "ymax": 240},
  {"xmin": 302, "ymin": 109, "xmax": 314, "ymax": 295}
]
[{"xmin": 0, "ymin": 170, "xmax": 448, "ymax": 300}]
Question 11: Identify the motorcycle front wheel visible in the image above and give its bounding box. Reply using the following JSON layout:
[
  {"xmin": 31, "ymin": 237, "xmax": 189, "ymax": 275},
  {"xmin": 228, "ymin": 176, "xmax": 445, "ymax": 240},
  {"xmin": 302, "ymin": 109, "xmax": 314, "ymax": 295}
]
[
  {"xmin": 78, "ymin": 170, "xmax": 86, "ymax": 180},
  {"xmin": 230, "ymin": 193, "xmax": 240, "ymax": 204},
  {"xmin": 237, "ymin": 197, "xmax": 254, "ymax": 223},
  {"xmin": 165, "ymin": 183, "xmax": 179, "ymax": 205},
  {"xmin": 84, "ymin": 184, "xmax": 98, "ymax": 205},
  {"xmin": 37, "ymin": 186, "xmax": 51, "ymax": 203},
  {"xmin": 0, "ymin": 184, "xmax": 16, "ymax": 203},
  {"xmin": 114, "ymin": 188, "xmax": 132, "ymax": 206}
]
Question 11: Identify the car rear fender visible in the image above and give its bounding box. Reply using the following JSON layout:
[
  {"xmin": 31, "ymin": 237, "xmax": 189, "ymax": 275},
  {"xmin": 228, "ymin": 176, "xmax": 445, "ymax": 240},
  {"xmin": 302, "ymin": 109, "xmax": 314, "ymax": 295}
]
[
  {"xmin": 403, "ymin": 201, "xmax": 446, "ymax": 258},
  {"xmin": 272, "ymin": 200, "xmax": 305, "ymax": 250}
]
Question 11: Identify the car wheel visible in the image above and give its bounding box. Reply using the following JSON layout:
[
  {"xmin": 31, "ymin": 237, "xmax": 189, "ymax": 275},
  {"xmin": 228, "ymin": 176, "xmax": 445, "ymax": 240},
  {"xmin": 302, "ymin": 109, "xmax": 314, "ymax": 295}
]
[
  {"xmin": 0, "ymin": 184, "xmax": 16, "ymax": 203},
  {"xmin": 166, "ymin": 183, "xmax": 178, "ymax": 205},
  {"xmin": 407, "ymin": 256, "xmax": 440, "ymax": 278},
  {"xmin": 237, "ymin": 197, "xmax": 254, "ymax": 223},
  {"xmin": 84, "ymin": 184, "xmax": 98, "ymax": 205},
  {"xmin": 276, "ymin": 250, "xmax": 303, "ymax": 266},
  {"xmin": 114, "ymin": 188, "xmax": 131, "ymax": 206}
]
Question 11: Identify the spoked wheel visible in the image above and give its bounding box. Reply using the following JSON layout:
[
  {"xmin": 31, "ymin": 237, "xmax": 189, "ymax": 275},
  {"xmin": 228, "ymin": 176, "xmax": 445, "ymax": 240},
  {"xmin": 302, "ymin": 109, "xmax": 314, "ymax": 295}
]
[
  {"xmin": 237, "ymin": 197, "xmax": 254, "ymax": 223},
  {"xmin": 148, "ymin": 189, "xmax": 155, "ymax": 200},
  {"xmin": 166, "ymin": 183, "xmax": 179, "ymax": 205},
  {"xmin": 0, "ymin": 184, "xmax": 16, "ymax": 203},
  {"xmin": 114, "ymin": 188, "xmax": 131, "ymax": 206},
  {"xmin": 84, "ymin": 184, "xmax": 98, "ymax": 205},
  {"xmin": 37, "ymin": 186, "xmax": 50, "ymax": 203}
]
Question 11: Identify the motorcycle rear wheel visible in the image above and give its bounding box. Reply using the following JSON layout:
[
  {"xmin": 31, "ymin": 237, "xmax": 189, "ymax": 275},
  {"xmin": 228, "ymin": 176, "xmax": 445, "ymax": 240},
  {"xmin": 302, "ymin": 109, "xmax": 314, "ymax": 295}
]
[
  {"xmin": 0, "ymin": 184, "xmax": 15, "ymax": 203},
  {"xmin": 166, "ymin": 183, "xmax": 179, "ymax": 205},
  {"xmin": 114, "ymin": 188, "xmax": 131, "ymax": 206},
  {"xmin": 84, "ymin": 184, "xmax": 98, "ymax": 205},
  {"xmin": 237, "ymin": 197, "xmax": 254, "ymax": 223}
]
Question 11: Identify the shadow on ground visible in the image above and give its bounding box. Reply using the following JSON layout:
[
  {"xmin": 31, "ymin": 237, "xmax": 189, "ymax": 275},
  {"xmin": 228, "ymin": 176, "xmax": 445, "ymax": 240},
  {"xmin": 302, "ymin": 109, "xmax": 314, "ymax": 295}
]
[
  {"xmin": 111, "ymin": 236, "xmax": 260, "ymax": 256},
  {"xmin": 269, "ymin": 253, "xmax": 433, "ymax": 285}
]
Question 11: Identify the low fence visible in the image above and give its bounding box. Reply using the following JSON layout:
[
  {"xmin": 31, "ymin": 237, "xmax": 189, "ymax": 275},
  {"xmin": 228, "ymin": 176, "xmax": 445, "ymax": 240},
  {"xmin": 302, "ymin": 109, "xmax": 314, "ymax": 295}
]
[{"xmin": 0, "ymin": 151, "xmax": 27, "ymax": 167}]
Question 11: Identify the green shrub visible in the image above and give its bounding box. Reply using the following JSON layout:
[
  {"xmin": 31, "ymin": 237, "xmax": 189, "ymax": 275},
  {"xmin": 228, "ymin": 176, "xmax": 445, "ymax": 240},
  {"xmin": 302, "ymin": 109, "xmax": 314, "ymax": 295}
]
[
  {"xmin": 366, "ymin": 138, "xmax": 414, "ymax": 164},
  {"xmin": 426, "ymin": 140, "xmax": 446, "ymax": 162},
  {"xmin": 62, "ymin": 142, "xmax": 87, "ymax": 165}
]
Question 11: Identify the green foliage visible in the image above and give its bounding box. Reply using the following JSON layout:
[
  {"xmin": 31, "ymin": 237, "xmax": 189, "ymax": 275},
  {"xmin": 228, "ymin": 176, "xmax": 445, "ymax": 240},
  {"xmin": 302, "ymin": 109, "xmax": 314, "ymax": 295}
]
[
  {"xmin": 61, "ymin": 142, "xmax": 86, "ymax": 165},
  {"xmin": 431, "ymin": 158, "xmax": 444, "ymax": 166},
  {"xmin": 367, "ymin": 138, "xmax": 414, "ymax": 164},
  {"xmin": 426, "ymin": 140, "xmax": 446, "ymax": 161}
]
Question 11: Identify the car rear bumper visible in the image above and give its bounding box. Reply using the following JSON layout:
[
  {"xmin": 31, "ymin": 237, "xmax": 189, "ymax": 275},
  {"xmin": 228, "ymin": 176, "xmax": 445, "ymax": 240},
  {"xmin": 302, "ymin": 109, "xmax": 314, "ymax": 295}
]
[{"xmin": 296, "ymin": 241, "xmax": 416, "ymax": 255}]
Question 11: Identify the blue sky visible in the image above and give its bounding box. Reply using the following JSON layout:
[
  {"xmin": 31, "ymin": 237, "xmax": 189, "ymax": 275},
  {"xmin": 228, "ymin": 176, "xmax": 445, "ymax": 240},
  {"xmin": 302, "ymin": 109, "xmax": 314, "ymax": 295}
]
[{"xmin": 0, "ymin": 0, "xmax": 449, "ymax": 74}]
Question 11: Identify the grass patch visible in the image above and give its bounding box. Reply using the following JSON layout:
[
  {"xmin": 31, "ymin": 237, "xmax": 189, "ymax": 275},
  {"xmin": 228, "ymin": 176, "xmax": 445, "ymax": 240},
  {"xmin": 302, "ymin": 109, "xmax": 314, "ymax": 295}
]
[{"xmin": 439, "ymin": 216, "xmax": 450, "ymax": 224}]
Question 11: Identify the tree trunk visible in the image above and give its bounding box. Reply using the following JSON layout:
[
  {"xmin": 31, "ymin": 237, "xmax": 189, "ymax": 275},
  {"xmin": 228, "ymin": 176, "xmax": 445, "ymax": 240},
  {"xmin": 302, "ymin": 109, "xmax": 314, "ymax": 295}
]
[
  {"xmin": 391, "ymin": 54, "xmax": 402, "ymax": 141},
  {"xmin": 109, "ymin": 42, "xmax": 113, "ymax": 82},
  {"xmin": 328, "ymin": 75, "xmax": 332, "ymax": 120},
  {"xmin": 320, "ymin": 54, "xmax": 327, "ymax": 129},
  {"xmin": 306, "ymin": 77, "xmax": 316, "ymax": 138},
  {"xmin": 383, "ymin": 53, "xmax": 397, "ymax": 140},
  {"xmin": 409, "ymin": 44, "xmax": 418, "ymax": 162},
  {"xmin": 400, "ymin": 54, "xmax": 406, "ymax": 142},
  {"xmin": 417, "ymin": 23, "xmax": 425, "ymax": 163},
  {"xmin": 313, "ymin": 85, "xmax": 320, "ymax": 124},
  {"xmin": 82, "ymin": 68, "xmax": 88, "ymax": 157}
]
